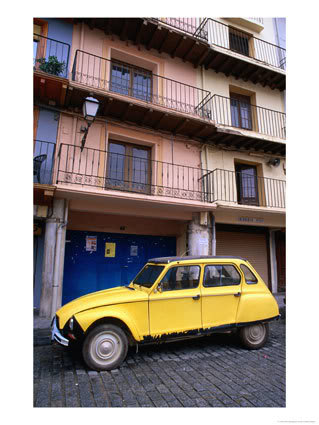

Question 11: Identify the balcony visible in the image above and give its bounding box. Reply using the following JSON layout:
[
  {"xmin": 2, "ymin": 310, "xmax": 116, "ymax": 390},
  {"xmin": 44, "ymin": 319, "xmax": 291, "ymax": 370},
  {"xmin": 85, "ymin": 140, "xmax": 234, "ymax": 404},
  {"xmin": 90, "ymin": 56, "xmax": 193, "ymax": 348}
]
[
  {"xmin": 200, "ymin": 19, "xmax": 286, "ymax": 70},
  {"xmin": 55, "ymin": 144, "xmax": 285, "ymax": 210},
  {"xmin": 33, "ymin": 140, "xmax": 56, "ymax": 206},
  {"xmin": 33, "ymin": 140, "xmax": 56, "ymax": 185},
  {"xmin": 56, "ymin": 143, "xmax": 208, "ymax": 202},
  {"xmin": 33, "ymin": 34, "xmax": 70, "ymax": 105},
  {"xmin": 152, "ymin": 18, "xmax": 208, "ymax": 40},
  {"xmin": 71, "ymin": 51, "xmax": 211, "ymax": 117},
  {"xmin": 200, "ymin": 168, "xmax": 286, "ymax": 209},
  {"xmin": 207, "ymin": 94, "xmax": 286, "ymax": 140}
]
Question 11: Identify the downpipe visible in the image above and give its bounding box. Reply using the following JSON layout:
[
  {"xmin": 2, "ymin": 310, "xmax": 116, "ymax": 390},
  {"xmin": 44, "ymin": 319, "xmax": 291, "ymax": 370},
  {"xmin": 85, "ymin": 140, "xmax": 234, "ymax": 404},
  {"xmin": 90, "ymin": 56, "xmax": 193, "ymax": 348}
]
[{"xmin": 51, "ymin": 200, "xmax": 69, "ymax": 319}]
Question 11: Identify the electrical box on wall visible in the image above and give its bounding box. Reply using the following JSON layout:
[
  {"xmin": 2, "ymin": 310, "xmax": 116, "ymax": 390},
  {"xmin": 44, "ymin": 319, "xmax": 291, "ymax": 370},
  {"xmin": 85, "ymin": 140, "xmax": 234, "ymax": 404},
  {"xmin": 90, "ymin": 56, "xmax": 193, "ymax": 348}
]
[{"xmin": 200, "ymin": 212, "xmax": 208, "ymax": 226}]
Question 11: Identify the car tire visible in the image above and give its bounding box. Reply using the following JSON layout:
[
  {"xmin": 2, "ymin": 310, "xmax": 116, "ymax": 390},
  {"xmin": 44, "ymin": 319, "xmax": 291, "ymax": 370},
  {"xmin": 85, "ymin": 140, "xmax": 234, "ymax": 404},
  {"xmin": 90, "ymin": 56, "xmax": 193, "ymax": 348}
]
[
  {"xmin": 239, "ymin": 323, "xmax": 269, "ymax": 350},
  {"xmin": 82, "ymin": 324, "xmax": 128, "ymax": 371}
]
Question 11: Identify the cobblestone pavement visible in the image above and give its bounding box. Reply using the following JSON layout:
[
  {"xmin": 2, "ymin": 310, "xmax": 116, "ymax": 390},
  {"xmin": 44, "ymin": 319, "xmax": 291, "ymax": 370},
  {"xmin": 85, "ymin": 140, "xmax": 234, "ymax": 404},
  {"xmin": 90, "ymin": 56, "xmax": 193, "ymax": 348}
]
[{"xmin": 34, "ymin": 319, "xmax": 285, "ymax": 407}]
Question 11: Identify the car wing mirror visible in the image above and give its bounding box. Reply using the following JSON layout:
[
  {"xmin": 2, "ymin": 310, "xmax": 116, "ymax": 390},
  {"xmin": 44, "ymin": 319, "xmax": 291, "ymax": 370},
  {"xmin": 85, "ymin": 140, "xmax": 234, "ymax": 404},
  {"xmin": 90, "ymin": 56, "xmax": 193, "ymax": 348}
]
[{"xmin": 156, "ymin": 283, "xmax": 163, "ymax": 293}]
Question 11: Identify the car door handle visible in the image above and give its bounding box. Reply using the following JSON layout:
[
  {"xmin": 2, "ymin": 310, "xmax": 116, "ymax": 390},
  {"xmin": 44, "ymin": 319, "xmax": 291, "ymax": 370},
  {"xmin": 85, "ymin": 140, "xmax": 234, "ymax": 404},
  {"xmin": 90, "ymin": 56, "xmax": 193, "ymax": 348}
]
[
  {"xmin": 193, "ymin": 294, "xmax": 200, "ymax": 300},
  {"xmin": 234, "ymin": 292, "xmax": 241, "ymax": 297}
]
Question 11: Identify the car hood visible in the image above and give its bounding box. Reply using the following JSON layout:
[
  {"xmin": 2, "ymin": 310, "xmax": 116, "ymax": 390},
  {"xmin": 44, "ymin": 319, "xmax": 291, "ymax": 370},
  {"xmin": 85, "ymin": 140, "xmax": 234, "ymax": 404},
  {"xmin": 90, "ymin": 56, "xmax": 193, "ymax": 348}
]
[{"xmin": 56, "ymin": 286, "xmax": 148, "ymax": 329}]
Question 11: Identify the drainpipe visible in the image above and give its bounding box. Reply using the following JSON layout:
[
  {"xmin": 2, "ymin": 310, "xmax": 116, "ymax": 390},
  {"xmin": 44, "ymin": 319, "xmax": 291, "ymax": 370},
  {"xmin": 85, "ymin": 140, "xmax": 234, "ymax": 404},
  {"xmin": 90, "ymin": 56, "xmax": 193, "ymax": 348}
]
[
  {"xmin": 51, "ymin": 200, "xmax": 69, "ymax": 318},
  {"xmin": 210, "ymin": 213, "xmax": 216, "ymax": 256}
]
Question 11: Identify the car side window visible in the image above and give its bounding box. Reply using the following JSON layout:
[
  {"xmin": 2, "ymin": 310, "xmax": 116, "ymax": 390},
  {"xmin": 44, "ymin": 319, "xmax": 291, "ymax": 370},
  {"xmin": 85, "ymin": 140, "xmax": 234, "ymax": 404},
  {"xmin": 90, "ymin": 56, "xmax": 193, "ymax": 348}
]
[
  {"xmin": 203, "ymin": 265, "xmax": 241, "ymax": 287},
  {"xmin": 160, "ymin": 266, "xmax": 200, "ymax": 291},
  {"xmin": 240, "ymin": 264, "xmax": 258, "ymax": 284}
]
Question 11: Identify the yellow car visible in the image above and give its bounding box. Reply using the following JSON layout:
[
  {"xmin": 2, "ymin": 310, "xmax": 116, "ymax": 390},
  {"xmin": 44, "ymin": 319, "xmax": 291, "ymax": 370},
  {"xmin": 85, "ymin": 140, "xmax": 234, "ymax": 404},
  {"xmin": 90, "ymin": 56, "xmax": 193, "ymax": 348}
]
[{"xmin": 52, "ymin": 256, "xmax": 280, "ymax": 371}]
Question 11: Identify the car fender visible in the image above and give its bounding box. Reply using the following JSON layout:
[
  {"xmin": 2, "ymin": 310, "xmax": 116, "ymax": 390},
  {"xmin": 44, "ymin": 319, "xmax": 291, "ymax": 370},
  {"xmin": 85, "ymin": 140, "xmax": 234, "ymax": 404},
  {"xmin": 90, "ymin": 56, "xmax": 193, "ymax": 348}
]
[
  {"xmin": 236, "ymin": 292, "xmax": 279, "ymax": 324},
  {"xmin": 74, "ymin": 304, "xmax": 143, "ymax": 342}
]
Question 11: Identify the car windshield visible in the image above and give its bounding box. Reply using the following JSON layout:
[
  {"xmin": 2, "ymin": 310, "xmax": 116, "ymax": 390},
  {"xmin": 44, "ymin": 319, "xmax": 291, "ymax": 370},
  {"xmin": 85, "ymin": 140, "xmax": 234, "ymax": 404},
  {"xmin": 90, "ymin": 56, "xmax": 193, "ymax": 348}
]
[{"xmin": 132, "ymin": 264, "xmax": 164, "ymax": 288}]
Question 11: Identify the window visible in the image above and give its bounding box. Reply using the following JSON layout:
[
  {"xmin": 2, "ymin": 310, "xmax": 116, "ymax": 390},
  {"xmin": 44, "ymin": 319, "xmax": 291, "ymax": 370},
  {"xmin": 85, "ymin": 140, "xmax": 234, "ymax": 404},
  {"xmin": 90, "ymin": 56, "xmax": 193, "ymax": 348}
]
[
  {"xmin": 160, "ymin": 266, "xmax": 200, "ymax": 291},
  {"xmin": 235, "ymin": 163, "xmax": 259, "ymax": 206},
  {"xmin": 230, "ymin": 93, "xmax": 252, "ymax": 130},
  {"xmin": 110, "ymin": 60, "xmax": 152, "ymax": 102},
  {"xmin": 106, "ymin": 141, "xmax": 151, "ymax": 193},
  {"xmin": 229, "ymin": 28, "xmax": 251, "ymax": 57},
  {"xmin": 240, "ymin": 264, "xmax": 258, "ymax": 284},
  {"xmin": 133, "ymin": 265, "xmax": 164, "ymax": 288},
  {"xmin": 203, "ymin": 265, "xmax": 241, "ymax": 287}
]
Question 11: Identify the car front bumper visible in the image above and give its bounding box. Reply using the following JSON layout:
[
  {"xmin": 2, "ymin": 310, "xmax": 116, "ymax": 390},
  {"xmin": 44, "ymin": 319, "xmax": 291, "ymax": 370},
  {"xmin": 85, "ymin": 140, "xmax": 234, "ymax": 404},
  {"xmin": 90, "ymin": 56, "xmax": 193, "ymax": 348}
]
[{"xmin": 51, "ymin": 316, "xmax": 69, "ymax": 347}]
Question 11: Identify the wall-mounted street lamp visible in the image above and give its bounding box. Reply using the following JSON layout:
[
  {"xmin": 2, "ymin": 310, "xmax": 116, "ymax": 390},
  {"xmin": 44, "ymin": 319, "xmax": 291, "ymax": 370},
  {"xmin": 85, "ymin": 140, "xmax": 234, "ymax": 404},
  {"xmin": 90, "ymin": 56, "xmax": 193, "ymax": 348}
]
[{"xmin": 81, "ymin": 95, "xmax": 99, "ymax": 151}]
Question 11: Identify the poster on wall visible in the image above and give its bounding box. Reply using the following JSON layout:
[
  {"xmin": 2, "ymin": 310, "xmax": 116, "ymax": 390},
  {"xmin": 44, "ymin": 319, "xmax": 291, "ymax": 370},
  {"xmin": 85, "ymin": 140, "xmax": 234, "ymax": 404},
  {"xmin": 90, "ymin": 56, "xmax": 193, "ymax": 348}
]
[
  {"xmin": 86, "ymin": 236, "xmax": 97, "ymax": 252},
  {"xmin": 105, "ymin": 243, "xmax": 116, "ymax": 257},
  {"xmin": 130, "ymin": 245, "xmax": 138, "ymax": 256}
]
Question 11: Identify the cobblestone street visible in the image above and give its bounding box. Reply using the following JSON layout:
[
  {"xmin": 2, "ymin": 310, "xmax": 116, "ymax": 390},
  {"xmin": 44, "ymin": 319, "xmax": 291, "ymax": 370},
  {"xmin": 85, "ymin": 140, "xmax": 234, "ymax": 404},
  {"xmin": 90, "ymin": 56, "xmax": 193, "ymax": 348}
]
[{"xmin": 33, "ymin": 319, "xmax": 285, "ymax": 408}]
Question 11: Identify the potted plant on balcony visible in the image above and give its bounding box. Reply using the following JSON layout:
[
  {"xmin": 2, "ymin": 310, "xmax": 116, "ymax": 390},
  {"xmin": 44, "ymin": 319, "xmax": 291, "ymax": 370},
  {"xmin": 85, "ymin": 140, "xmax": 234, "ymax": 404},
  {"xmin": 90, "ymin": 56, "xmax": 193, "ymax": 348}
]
[{"xmin": 35, "ymin": 55, "xmax": 66, "ymax": 76}]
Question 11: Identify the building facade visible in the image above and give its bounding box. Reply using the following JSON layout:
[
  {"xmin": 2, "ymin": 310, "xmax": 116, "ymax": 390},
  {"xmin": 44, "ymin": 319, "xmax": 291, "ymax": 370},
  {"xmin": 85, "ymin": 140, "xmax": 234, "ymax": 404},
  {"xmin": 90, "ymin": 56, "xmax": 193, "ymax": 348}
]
[{"xmin": 33, "ymin": 17, "xmax": 286, "ymax": 319}]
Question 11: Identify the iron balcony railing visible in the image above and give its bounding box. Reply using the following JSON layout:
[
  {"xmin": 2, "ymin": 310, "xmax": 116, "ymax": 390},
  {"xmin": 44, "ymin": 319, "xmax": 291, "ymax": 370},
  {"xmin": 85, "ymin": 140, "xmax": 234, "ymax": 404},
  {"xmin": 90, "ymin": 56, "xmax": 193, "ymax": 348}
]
[
  {"xmin": 33, "ymin": 33, "xmax": 70, "ymax": 78},
  {"xmin": 57, "ymin": 143, "xmax": 210, "ymax": 202},
  {"xmin": 71, "ymin": 50, "xmax": 211, "ymax": 118},
  {"xmin": 200, "ymin": 168, "xmax": 286, "ymax": 208},
  {"xmin": 151, "ymin": 18, "xmax": 208, "ymax": 41},
  {"xmin": 33, "ymin": 140, "xmax": 56, "ymax": 184},
  {"xmin": 204, "ymin": 94, "xmax": 286, "ymax": 139},
  {"xmin": 196, "ymin": 18, "xmax": 286, "ymax": 70}
]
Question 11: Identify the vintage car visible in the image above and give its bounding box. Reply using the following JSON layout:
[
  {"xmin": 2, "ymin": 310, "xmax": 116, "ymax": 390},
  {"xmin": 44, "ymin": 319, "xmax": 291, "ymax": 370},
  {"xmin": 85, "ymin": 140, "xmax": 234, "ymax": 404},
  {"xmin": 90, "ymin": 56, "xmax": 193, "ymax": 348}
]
[{"xmin": 52, "ymin": 256, "xmax": 280, "ymax": 371}]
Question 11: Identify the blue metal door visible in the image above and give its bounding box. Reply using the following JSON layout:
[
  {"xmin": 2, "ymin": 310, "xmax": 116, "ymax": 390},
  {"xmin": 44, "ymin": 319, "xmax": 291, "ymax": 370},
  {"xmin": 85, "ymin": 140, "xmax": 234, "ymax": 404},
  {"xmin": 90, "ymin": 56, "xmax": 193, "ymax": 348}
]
[{"xmin": 62, "ymin": 230, "xmax": 176, "ymax": 305}]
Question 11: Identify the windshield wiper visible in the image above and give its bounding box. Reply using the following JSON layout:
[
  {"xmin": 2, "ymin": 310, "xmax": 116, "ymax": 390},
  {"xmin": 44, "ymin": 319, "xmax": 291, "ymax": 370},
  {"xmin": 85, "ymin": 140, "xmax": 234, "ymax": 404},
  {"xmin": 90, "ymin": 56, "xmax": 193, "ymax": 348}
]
[{"xmin": 125, "ymin": 285, "xmax": 135, "ymax": 290}]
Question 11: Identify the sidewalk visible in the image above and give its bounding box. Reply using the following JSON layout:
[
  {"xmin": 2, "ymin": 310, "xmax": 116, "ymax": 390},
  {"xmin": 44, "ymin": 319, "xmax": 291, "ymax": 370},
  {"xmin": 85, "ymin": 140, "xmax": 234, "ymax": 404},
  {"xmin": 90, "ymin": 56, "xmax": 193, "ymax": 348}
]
[{"xmin": 34, "ymin": 310, "xmax": 51, "ymax": 346}]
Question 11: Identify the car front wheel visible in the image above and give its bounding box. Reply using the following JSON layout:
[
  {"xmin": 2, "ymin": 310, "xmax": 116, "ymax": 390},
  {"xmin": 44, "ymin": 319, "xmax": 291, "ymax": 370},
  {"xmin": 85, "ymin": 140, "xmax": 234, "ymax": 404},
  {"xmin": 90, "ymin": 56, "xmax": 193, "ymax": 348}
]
[
  {"xmin": 82, "ymin": 324, "xmax": 128, "ymax": 371},
  {"xmin": 239, "ymin": 323, "xmax": 269, "ymax": 349}
]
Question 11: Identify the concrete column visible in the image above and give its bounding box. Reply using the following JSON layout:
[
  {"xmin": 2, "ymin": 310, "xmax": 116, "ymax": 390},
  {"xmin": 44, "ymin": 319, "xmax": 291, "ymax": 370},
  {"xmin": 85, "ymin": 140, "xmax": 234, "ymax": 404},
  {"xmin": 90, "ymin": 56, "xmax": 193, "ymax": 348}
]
[
  {"xmin": 39, "ymin": 218, "xmax": 57, "ymax": 318},
  {"xmin": 39, "ymin": 199, "xmax": 66, "ymax": 319},
  {"xmin": 187, "ymin": 213, "xmax": 211, "ymax": 256}
]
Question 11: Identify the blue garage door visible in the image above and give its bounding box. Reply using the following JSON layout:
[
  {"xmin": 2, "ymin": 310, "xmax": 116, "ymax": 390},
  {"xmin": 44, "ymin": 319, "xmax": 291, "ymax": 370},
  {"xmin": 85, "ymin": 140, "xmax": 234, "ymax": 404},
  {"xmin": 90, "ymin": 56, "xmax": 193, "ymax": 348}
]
[{"xmin": 62, "ymin": 230, "xmax": 176, "ymax": 305}]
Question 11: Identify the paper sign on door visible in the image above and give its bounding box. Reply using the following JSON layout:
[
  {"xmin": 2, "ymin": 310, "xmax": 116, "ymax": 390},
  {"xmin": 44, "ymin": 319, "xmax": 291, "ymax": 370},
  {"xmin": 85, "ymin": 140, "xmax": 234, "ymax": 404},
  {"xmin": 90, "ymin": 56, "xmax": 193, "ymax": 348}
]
[{"xmin": 105, "ymin": 243, "xmax": 116, "ymax": 257}]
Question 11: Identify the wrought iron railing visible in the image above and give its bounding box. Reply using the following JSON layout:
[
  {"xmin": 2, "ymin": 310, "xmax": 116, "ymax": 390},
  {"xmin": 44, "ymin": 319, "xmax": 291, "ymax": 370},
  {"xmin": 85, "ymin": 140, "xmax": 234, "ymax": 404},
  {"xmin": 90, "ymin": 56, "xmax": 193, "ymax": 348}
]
[
  {"xmin": 151, "ymin": 18, "xmax": 208, "ymax": 41},
  {"xmin": 55, "ymin": 144, "xmax": 285, "ymax": 208},
  {"xmin": 33, "ymin": 140, "xmax": 56, "ymax": 184},
  {"xmin": 33, "ymin": 34, "xmax": 70, "ymax": 78},
  {"xmin": 56, "ymin": 143, "xmax": 209, "ymax": 202},
  {"xmin": 71, "ymin": 50, "xmax": 211, "ymax": 118},
  {"xmin": 196, "ymin": 18, "xmax": 286, "ymax": 70},
  {"xmin": 200, "ymin": 168, "xmax": 286, "ymax": 208},
  {"xmin": 203, "ymin": 94, "xmax": 286, "ymax": 139}
]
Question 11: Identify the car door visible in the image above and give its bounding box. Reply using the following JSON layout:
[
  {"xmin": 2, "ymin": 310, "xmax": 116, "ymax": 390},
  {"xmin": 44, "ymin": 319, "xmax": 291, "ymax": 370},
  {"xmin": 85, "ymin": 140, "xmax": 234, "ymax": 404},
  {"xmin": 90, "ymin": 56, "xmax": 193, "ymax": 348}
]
[
  {"xmin": 148, "ymin": 264, "xmax": 202, "ymax": 337},
  {"xmin": 200, "ymin": 263, "xmax": 242, "ymax": 329}
]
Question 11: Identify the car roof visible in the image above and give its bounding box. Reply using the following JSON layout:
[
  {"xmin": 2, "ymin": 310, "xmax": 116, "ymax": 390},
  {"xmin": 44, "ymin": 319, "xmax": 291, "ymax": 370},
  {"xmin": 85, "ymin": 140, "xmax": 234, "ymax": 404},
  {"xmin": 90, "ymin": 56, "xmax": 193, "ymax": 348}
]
[{"xmin": 148, "ymin": 256, "xmax": 246, "ymax": 264}]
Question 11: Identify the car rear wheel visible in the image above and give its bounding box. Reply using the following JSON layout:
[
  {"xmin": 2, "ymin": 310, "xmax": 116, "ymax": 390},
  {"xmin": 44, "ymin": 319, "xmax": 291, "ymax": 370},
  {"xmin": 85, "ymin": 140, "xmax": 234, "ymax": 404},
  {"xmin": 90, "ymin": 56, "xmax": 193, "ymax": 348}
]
[
  {"xmin": 239, "ymin": 323, "xmax": 269, "ymax": 349},
  {"xmin": 82, "ymin": 324, "xmax": 128, "ymax": 371}
]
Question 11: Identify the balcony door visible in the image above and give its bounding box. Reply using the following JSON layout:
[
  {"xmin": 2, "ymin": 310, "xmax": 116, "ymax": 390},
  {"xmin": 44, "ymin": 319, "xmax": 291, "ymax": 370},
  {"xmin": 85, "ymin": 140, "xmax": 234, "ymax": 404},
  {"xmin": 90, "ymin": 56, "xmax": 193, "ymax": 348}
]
[
  {"xmin": 106, "ymin": 141, "xmax": 151, "ymax": 194},
  {"xmin": 110, "ymin": 60, "xmax": 152, "ymax": 102},
  {"xmin": 235, "ymin": 164, "xmax": 259, "ymax": 206},
  {"xmin": 230, "ymin": 93, "xmax": 252, "ymax": 130}
]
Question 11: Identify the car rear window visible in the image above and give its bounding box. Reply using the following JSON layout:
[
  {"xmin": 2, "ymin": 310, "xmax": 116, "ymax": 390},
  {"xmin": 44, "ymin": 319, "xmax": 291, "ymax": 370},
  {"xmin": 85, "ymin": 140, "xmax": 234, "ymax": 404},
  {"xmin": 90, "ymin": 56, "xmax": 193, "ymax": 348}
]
[{"xmin": 240, "ymin": 264, "xmax": 258, "ymax": 284}]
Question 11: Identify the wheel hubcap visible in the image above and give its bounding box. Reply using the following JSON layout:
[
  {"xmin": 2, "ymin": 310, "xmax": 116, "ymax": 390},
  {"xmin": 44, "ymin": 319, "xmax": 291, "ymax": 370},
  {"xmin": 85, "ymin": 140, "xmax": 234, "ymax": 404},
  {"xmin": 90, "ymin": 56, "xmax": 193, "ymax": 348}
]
[
  {"xmin": 91, "ymin": 332, "xmax": 122, "ymax": 365},
  {"xmin": 246, "ymin": 324, "xmax": 266, "ymax": 344}
]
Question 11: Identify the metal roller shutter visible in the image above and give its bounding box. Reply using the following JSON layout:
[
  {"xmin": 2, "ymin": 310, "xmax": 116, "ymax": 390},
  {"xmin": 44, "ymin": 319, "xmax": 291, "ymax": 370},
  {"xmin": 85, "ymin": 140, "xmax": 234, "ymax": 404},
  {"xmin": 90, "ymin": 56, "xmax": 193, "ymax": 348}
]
[{"xmin": 216, "ymin": 230, "xmax": 269, "ymax": 285}]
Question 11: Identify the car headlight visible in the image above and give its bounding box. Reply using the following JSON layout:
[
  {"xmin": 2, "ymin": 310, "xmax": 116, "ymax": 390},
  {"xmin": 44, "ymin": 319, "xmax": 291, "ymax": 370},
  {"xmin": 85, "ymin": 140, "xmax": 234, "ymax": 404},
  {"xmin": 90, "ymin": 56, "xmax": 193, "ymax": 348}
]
[{"xmin": 68, "ymin": 317, "xmax": 74, "ymax": 331}]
